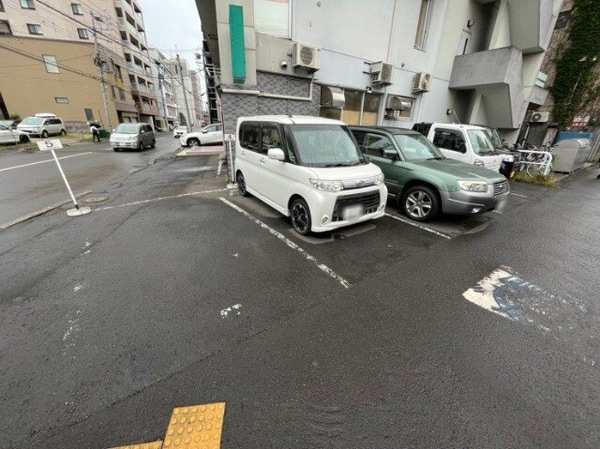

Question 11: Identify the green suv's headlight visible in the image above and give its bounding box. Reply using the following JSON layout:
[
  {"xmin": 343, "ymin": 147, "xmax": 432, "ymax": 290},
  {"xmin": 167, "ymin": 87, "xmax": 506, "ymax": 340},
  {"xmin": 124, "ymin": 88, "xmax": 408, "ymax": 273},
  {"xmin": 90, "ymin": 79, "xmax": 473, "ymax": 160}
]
[
  {"xmin": 458, "ymin": 180, "xmax": 488, "ymax": 192},
  {"xmin": 309, "ymin": 178, "xmax": 344, "ymax": 192}
]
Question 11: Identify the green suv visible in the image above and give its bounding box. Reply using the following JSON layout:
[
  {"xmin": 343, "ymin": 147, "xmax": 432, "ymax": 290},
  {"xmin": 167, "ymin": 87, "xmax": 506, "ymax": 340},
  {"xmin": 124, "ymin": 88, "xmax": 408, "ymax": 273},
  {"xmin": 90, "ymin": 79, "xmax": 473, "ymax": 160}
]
[{"xmin": 350, "ymin": 126, "xmax": 510, "ymax": 222}]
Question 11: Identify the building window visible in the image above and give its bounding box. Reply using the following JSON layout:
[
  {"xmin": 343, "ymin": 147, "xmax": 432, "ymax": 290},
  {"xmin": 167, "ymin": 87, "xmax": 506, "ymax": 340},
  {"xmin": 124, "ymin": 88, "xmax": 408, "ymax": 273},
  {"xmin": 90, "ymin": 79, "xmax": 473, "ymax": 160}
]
[
  {"xmin": 415, "ymin": 0, "xmax": 432, "ymax": 49},
  {"xmin": 43, "ymin": 55, "xmax": 60, "ymax": 73},
  {"xmin": 71, "ymin": 3, "xmax": 83, "ymax": 15},
  {"xmin": 0, "ymin": 1, "xmax": 4, "ymax": 12},
  {"xmin": 84, "ymin": 108, "xmax": 94, "ymax": 121},
  {"xmin": 27, "ymin": 24, "xmax": 42, "ymax": 35},
  {"xmin": 77, "ymin": 28, "xmax": 89, "ymax": 39},
  {"xmin": 254, "ymin": 0, "xmax": 290, "ymax": 37},
  {"xmin": 20, "ymin": 0, "xmax": 35, "ymax": 9},
  {"xmin": 119, "ymin": 88, "xmax": 126, "ymax": 101},
  {"xmin": 55, "ymin": 97, "xmax": 69, "ymax": 104},
  {"xmin": 320, "ymin": 86, "xmax": 382, "ymax": 125},
  {"xmin": 0, "ymin": 19, "xmax": 12, "ymax": 35}
]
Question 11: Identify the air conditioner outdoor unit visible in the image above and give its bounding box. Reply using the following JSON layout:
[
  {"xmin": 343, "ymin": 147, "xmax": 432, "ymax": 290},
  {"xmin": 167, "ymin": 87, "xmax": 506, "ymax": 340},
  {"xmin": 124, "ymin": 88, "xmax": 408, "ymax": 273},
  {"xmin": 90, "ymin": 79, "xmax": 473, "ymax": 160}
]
[
  {"xmin": 530, "ymin": 111, "xmax": 550, "ymax": 123},
  {"xmin": 412, "ymin": 72, "xmax": 431, "ymax": 93},
  {"xmin": 293, "ymin": 43, "xmax": 320, "ymax": 71},
  {"xmin": 370, "ymin": 62, "xmax": 393, "ymax": 86}
]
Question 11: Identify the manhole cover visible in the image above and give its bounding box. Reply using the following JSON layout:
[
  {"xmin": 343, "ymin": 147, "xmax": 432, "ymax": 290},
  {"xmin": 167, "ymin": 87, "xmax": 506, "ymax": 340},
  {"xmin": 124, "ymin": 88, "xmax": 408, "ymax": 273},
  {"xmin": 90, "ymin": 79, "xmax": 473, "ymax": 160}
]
[{"xmin": 83, "ymin": 196, "xmax": 109, "ymax": 204}]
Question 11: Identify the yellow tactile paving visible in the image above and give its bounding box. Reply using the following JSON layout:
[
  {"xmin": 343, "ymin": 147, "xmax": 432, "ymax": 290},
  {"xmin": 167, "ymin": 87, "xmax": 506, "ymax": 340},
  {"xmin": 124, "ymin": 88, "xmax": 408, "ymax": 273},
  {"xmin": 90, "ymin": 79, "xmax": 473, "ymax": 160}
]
[
  {"xmin": 108, "ymin": 441, "xmax": 163, "ymax": 449},
  {"xmin": 162, "ymin": 402, "xmax": 226, "ymax": 449}
]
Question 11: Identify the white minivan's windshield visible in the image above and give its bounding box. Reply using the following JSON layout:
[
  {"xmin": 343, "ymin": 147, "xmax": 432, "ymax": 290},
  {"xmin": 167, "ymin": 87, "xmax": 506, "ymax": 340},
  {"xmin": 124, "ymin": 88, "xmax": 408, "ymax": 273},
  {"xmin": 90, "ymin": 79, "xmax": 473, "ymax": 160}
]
[
  {"xmin": 21, "ymin": 117, "xmax": 44, "ymax": 125},
  {"xmin": 467, "ymin": 129, "xmax": 497, "ymax": 155},
  {"xmin": 289, "ymin": 125, "xmax": 366, "ymax": 167}
]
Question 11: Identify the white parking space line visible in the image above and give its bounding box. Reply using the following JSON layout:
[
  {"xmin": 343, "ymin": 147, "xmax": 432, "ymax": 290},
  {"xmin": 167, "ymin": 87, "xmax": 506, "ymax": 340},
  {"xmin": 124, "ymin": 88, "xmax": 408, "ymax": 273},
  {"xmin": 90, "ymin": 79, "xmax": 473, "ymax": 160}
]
[
  {"xmin": 0, "ymin": 152, "xmax": 92, "ymax": 173},
  {"xmin": 94, "ymin": 189, "xmax": 228, "ymax": 211},
  {"xmin": 384, "ymin": 213, "xmax": 451, "ymax": 239},
  {"xmin": 510, "ymin": 192, "xmax": 528, "ymax": 198},
  {"xmin": 220, "ymin": 198, "xmax": 351, "ymax": 289}
]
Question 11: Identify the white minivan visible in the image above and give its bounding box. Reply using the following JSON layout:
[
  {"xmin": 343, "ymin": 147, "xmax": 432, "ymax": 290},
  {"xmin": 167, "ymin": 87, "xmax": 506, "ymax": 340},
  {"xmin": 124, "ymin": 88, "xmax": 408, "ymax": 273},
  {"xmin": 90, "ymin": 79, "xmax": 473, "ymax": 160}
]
[{"xmin": 234, "ymin": 115, "xmax": 387, "ymax": 235}]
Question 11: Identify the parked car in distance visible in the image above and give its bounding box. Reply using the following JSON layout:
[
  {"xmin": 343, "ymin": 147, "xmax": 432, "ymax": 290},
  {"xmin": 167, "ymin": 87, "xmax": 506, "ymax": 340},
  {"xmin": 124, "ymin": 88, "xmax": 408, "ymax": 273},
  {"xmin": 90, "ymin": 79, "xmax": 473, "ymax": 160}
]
[
  {"xmin": 17, "ymin": 113, "xmax": 66, "ymax": 138},
  {"xmin": 350, "ymin": 126, "xmax": 510, "ymax": 222},
  {"xmin": 479, "ymin": 125, "xmax": 520, "ymax": 178},
  {"xmin": 180, "ymin": 123, "xmax": 223, "ymax": 147},
  {"xmin": 0, "ymin": 124, "xmax": 30, "ymax": 145},
  {"xmin": 173, "ymin": 126, "xmax": 187, "ymax": 138},
  {"xmin": 235, "ymin": 115, "xmax": 387, "ymax": 235},
  {"xmin": 412, "ymin": 122, "xmax": 504, "ymax": 173},
  {"xmin": 110, "ymin": 123, "xmax": 155, "ymax": 151},
  {"xmin": 0, "ymin": 119, "xmax": 20, "ymax": 129}
]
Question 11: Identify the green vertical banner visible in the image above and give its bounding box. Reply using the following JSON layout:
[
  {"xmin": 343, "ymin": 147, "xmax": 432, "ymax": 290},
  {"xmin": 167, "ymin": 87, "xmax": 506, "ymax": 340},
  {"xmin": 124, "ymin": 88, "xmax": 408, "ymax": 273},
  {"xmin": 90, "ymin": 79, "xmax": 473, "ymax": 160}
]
[{"xmin": 229, "ymin": 5, "xmax": 246, "ymax": 83}]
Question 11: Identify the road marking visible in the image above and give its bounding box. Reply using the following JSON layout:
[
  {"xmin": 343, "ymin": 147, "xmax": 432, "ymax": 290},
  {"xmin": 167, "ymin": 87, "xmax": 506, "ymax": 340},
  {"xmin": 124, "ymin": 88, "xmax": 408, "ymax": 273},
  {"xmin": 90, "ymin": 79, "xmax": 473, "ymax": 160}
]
[
  {"xmin": 384, "ymin": 213, "xmax": 451, "ymax": 239},
  {"xmin": 0, "ymin": 152, "xmax": 92, "ymax": 173},
  {"xmin": 463, "ymin": 266, "xmax": 595, "ymax": 369},
  {"xmin": 510, "ymin": 192, "xmax": 528, "ymax": 198},
  {"xmin": 220, "ymin": 198, "xmax": 351, "ymax": 288},
  {"xmin": 95, "ymin": 189, "xmax": 228, "ymax": 211}
]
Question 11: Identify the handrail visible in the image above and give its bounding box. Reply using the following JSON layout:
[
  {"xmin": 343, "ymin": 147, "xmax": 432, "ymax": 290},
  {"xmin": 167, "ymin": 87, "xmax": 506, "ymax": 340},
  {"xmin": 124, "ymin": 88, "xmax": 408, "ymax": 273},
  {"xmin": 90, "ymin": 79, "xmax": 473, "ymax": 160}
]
[{"xmin": 517, "ymin": 149, "xmax": 553, "ymax": 176}]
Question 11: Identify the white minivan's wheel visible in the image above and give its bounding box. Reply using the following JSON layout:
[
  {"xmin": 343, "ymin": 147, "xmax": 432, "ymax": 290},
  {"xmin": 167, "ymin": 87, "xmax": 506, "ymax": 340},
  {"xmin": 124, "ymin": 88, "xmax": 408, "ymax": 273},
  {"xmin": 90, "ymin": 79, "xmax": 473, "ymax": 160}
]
[
  {"xmin": 290, "ymin": 198, "xmax": 312, "ymax": 235},
  {"xmin": 236, "ymin": 171, "xmax": 249, "ymax": 197}
]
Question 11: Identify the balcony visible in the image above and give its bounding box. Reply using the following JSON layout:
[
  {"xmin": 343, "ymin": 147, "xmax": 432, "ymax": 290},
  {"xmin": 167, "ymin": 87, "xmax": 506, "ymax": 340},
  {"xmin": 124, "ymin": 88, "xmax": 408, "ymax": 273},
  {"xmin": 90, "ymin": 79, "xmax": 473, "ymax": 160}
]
[
  {"xmin": 449, "ymin": 46, "xmax": 524, "ymax": 128},
  {"xmin": 506, "ymin": 0, "xmax": 555, "ymax": 54}
]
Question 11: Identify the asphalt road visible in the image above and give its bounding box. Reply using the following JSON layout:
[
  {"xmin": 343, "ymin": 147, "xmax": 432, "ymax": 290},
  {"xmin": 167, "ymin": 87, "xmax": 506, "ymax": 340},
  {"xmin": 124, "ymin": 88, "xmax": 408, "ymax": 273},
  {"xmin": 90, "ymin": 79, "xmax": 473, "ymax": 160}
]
[{"xmin": 0, "ymin": 144, "xmax": 598, "ymax": 449}]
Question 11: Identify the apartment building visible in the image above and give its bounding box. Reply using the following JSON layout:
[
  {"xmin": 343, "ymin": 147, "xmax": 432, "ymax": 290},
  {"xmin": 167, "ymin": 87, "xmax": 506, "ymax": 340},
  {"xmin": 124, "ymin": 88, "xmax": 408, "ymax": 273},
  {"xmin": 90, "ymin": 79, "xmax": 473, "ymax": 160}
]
[
  {"xmin": 165, "ymin": 56, "xmax": 197, "ymax": 129},
  {"xmin": 149, "ymin": 47, "xmax": 178, "ymax": 130},
  {"xmin": 196, "ymin": 0, "xmax": 562, "ymax": 145},
  {"xmin": 0, "ymin": 0, "xmax": 159, "ymax": 129}
]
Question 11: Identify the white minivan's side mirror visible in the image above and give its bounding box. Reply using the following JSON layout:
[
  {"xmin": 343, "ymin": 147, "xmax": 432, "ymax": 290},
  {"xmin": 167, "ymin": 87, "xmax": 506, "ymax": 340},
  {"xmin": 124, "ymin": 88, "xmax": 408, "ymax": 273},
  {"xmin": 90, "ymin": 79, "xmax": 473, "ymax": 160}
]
[{"xmin": 267, "ymin": 148, "xmax": 285, "ymax": 161}]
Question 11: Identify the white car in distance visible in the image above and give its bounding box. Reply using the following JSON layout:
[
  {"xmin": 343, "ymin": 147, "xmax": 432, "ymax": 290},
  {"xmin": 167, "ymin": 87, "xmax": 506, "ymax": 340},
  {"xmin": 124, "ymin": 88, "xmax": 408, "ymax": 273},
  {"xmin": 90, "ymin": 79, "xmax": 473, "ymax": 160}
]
[{"xmin": 180, "ymin": 123, "xmax": 223, "ymax": 147}]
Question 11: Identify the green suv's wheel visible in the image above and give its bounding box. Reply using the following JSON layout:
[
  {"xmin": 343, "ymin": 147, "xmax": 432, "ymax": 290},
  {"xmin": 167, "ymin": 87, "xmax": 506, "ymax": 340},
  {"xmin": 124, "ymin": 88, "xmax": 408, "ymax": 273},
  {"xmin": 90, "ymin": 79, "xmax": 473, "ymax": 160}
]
[
  {"xmin": 401, "ymin": 185, "xmax": 439, "ymax": 222},
  {"xmin": 290, "ymin": 198, "xmax": 312, "ymax": 235}
]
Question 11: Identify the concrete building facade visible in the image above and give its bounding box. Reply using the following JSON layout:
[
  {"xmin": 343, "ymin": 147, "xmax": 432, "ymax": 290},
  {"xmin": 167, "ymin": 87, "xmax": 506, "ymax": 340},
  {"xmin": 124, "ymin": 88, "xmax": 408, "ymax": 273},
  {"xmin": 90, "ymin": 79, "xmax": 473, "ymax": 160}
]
[
  {"xmin": 196, "ymin": 0, "xmax": 563, "ymax": 144},
  {"xmin": 0, "ymin": 0, "xmax": 160, "ymax": 129}
]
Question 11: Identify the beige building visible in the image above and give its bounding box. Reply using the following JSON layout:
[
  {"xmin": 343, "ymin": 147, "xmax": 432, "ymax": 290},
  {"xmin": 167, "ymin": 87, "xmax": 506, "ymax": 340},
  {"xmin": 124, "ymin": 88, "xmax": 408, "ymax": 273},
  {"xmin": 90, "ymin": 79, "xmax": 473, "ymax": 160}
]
[{"xmin": 0, "ymin": 0, "xmax": 159, "ymax": 129}]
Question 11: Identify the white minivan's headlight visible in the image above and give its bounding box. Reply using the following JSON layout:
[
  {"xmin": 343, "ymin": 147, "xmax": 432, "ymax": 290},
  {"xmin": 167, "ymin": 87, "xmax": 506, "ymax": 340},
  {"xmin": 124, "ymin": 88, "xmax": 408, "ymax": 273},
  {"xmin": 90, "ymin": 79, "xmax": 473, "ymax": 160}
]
[
  {"xmin": 309, "ymin": 178, "xmax": 344, "ymax": 192},
  {"xmin": 502, "ymin": 154, "xmax": 515, "ymax": 162},
  {"xmin": 375, "ymin": 173, "xmax": 384, "ymax": 185},
  {"xmin": 458, "ymin": 180, "xmax": 488, "ymax": 192}
]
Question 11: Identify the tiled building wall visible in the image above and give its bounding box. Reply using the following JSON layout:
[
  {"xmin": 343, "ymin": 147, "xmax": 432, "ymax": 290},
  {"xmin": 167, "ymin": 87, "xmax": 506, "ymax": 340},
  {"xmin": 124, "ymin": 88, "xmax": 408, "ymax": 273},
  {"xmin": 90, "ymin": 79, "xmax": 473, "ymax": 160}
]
[{"xmin": 221, "ymin": 71, "xmax": 321, "ymax": 169}]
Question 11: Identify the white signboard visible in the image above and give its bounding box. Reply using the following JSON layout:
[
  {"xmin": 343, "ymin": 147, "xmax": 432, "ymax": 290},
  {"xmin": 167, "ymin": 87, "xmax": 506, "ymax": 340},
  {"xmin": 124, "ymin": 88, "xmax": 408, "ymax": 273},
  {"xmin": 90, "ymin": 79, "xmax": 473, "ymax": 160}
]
[{"xmin": 36, "ymin": 139, "xmax": 64, "ymax": 151}]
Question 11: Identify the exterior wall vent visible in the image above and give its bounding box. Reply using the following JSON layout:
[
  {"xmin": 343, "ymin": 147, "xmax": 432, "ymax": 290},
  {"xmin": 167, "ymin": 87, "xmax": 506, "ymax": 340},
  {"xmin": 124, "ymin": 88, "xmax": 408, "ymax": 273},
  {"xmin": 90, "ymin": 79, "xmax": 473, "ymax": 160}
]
[
  {"xmin": 370, "ymin": 62, "xmax": 393, "ymax": 86},
  {"xmin": 412, "ymin": 72, "xmax": 431, "ymax": 93},
  {"xmin": 293, "ymin": 43, "xmax": 320, "ymax": 71}
]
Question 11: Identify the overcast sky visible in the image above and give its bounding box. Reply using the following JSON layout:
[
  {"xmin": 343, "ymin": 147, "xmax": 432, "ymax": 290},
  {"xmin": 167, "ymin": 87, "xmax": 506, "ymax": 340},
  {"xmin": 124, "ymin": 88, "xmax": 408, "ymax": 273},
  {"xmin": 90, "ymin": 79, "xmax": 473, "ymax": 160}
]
[{"xmin": 138, "ymin": 0, "xmax": 203, "ymax": 66}]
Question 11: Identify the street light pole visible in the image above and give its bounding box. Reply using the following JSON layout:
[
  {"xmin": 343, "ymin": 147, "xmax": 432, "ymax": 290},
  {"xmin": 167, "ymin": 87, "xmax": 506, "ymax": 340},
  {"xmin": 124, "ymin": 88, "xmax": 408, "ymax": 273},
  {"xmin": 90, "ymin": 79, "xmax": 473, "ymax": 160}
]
[
  {"xmin": 91, "ymin": 13, "xmax": 113, "ymax": 131},
  {"xmin": 177, "ymin": 54, "xmax": 193, "ymax": 132}
]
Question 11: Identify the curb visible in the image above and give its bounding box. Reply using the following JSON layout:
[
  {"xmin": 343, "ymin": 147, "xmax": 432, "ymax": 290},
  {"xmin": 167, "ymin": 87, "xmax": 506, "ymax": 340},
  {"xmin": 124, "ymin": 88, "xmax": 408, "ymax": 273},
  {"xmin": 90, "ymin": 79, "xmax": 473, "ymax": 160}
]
[{"xmin": 0, "ymin": 190, "xmax": 93, "ymax": 231}]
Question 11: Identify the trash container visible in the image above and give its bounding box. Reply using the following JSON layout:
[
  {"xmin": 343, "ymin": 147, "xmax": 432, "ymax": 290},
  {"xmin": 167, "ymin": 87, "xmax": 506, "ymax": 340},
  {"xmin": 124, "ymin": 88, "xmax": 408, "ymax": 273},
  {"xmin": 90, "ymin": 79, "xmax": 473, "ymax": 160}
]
[
  {"xmin": 551, "ymin": 138, "xmax": 592, "ymax": 173},
  {"xmin": 99, "ymin": 129, "xmax": 110, "ymax": 139}
]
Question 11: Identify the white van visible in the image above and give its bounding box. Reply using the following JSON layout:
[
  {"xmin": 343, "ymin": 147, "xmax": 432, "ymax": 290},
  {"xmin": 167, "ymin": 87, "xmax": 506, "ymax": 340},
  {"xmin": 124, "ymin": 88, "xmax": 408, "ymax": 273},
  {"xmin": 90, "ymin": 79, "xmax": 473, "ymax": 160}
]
[
  {"xmin": 17, "ymin": 113, "xmax": 66, "ymax": 138},
  {"xmin": 234, "ymin": 115, "xmax": 387, "ymax": 235},
  {"xmin": 412, "ymin": 123, "xmax": 504, "ymax": 172}
]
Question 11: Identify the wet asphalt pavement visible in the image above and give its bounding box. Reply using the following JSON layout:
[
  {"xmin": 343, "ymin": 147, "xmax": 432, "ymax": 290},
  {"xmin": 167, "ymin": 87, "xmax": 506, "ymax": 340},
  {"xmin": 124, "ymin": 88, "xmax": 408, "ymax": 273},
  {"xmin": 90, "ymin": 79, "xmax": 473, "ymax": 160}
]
[{"xmin": 0, "ymin": 145, "xmax": 599, "ymax": 449}]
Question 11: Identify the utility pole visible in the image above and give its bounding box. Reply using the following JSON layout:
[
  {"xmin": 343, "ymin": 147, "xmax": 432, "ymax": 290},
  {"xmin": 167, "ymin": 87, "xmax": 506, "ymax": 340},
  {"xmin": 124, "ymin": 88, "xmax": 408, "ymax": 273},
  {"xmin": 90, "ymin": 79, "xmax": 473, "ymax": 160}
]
[
  {"xmin": 177, "ymin": 54, "xmax": 192, "ymax": 132},
  {"xmin": 91, "ymin": 13, "xmax": 113, "ymax": 131}
]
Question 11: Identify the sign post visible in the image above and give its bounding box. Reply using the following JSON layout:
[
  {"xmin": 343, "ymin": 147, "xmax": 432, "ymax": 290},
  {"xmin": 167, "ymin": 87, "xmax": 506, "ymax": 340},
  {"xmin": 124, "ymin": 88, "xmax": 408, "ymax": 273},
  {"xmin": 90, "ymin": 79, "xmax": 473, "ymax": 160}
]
[{"xmin": 37, "ymin": 139, "xmax": 92, "ymax": 217}]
